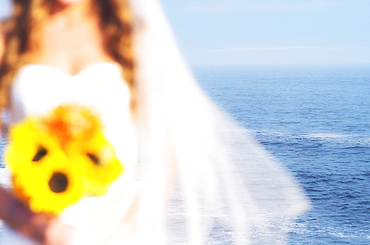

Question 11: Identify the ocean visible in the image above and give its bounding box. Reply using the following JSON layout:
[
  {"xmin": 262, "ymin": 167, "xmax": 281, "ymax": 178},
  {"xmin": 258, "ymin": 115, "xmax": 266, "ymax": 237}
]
[
  {"xmin": 193, "ymin": 65, "xmax": 370, "ymax": 244},
  {"xmin": 1, "ymin": 64, "xmax": 370, "ymax": 244}
]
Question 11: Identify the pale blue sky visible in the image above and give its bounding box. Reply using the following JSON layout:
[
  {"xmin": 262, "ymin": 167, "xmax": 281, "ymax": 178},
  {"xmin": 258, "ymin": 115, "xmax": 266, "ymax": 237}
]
[
  {"xmin": 0, "ymin": 0, "xmax": 10, "ymax": 20},
  {"xmin": 1, "ymin": 0, "xmax": 369, "ymax": 66},
  {"xmin": 161, "ymin": 0, "xmax": 370, "ymax": 66}
]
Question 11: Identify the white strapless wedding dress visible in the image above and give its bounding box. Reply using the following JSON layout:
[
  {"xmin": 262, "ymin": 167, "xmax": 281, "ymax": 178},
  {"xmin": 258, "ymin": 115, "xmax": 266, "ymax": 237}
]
[{"xmin": 1, "ymin": 63, "xmax": 140, "ymax": 245}]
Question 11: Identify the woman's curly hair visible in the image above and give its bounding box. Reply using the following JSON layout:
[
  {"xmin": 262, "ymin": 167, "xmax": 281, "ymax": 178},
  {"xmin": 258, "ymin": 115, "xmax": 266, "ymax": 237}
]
[{"xmin": 0, "ymin": 0, "xmax": 135, "ymax": 128}]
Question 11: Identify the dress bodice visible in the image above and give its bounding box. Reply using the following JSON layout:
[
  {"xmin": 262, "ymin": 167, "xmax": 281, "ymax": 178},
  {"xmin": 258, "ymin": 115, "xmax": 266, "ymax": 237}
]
[
  {"xmin": 10, "ymin": 63, "xmax": 138, "ymax": 169},
  {"xmin": 3, "ymin": 63, "xmax": 140, "ymax": 245}
]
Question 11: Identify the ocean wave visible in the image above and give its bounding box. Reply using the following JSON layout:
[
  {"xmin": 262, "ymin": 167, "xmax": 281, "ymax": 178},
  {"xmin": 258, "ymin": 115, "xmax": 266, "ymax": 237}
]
[
  {"xmin": 303, "ymin": 133, "xmax": 353, "ymax": 139},
  {"xmin": 252, "ymin": 130, "xmax": 370, "ymax": 144},
  {"xmin": 290, "ymin": 222, "xmax": 370, "ymax": 242}
]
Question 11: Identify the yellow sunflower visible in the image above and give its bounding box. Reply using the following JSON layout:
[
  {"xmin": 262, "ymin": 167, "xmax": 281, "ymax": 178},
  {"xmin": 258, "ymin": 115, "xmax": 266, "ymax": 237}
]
[
  {"xmin": 67, "ymin": 132, "xmax": 123, "ymax": 196},
  {"xmin": 6, "ymin": 118, "xmax": 84, "ymax": 214},
  {"xmin": 6, "ymin": 104, "xmax": 124, "ymax": 214}
]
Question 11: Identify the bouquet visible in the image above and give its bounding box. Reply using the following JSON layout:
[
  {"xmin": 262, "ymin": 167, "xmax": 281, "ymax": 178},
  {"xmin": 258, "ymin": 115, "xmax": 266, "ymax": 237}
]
[{"xmin": 5, "ymin": 104, "xmax": 123, "ymax": 214}]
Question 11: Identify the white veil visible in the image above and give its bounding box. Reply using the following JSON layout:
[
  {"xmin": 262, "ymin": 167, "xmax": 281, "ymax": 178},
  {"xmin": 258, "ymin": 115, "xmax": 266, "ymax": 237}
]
[{"xmin": 130, "ymin": 0, "xmax": 309, "ymax": 244}]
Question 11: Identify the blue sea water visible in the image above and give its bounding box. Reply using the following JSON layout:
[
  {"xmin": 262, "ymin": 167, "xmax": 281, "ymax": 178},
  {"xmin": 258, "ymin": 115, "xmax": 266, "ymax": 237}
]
[
  {"xmin": 0, "ymin": 65, "xmax": 369, "ymax": 244},
  {"xmin": 193, "ymin": 65, "xmax": 370, "ymax": 244}
]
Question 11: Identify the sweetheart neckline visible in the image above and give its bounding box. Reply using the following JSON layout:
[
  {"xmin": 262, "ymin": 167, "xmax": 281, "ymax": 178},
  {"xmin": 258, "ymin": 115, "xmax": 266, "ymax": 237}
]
[{"xmin": 18, "ymin": 62, "xmax": 121, "ymax": 77}]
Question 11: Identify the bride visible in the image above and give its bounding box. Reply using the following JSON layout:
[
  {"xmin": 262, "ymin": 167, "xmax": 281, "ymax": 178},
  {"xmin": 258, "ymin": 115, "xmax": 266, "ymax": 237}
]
[{"xmin": 0, "ymin": 0, "xmax": 309, "ymax": 244}]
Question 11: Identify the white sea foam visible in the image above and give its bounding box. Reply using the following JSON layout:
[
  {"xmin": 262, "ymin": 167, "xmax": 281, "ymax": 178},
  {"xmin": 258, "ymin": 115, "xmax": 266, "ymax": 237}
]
[
  {"xmin": 304, "ymin": 133, "xmax": 353, "ymax": 139},
  {"xmin": 252, "ymin": 130, "xmax": 370, "ymax": 142},
  {"xmin": 0, "ymin": 168, "xmax": 11, "ymax": 188}
]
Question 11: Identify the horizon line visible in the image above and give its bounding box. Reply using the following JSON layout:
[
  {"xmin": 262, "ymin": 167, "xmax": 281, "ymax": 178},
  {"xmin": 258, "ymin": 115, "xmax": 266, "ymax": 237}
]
[{"xmin": 203, "ymin": 46, "xmax": 370, "ymax": 53}]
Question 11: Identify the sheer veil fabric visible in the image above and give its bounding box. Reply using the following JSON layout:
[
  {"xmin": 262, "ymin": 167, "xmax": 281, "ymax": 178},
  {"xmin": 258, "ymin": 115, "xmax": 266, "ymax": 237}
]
[{"xmin": 131, "ymin": 0, "xmax": 309, "ymax": 244}]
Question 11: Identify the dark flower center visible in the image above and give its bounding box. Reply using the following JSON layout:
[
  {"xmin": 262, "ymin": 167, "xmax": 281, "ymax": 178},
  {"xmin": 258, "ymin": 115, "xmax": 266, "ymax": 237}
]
[
  {"xmin": 32, "ymin": 146, "xmax": 47, "ymax": 162},
  {"xmin": 49, "ymin": 172, "xmax": 68, "ymax": 193}
]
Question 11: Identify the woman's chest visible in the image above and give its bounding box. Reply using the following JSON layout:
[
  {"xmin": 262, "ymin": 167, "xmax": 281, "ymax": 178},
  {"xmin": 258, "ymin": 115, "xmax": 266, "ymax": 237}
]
[{"xmin": 33, "ymin": 20, "xmax": 111, "ymax": 76}]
